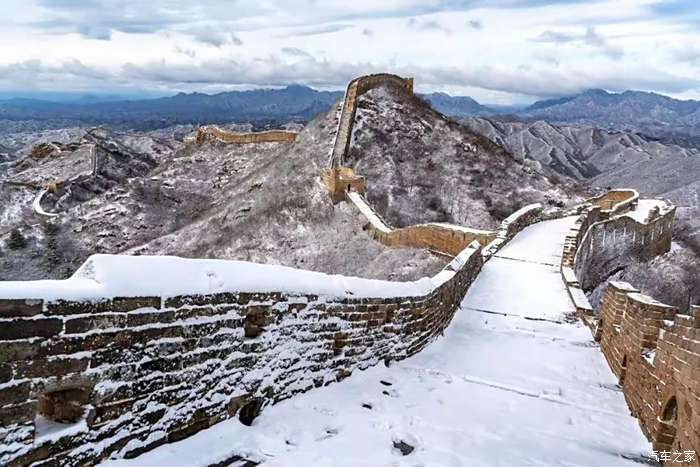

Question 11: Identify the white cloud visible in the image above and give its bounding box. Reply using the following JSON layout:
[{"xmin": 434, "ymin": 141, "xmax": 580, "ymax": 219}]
[{"xmin": 0, "ymin": 0, "xmax": 698, "ymax": 103}]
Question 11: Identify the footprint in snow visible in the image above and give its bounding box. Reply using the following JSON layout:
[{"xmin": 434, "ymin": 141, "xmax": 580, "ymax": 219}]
[{"xmin": 315, "ymin": 426, "xmax": 340, "ymax": 441}]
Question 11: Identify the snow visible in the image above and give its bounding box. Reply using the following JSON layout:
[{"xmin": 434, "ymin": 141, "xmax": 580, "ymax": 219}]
[
  {"xmin": 34, "ymin": 415, "xmax": 88, "ymax": 445},
  {"xmin": 0, "ymin": 246, "xmax": 479, "ymax": 301},
  {"xmin": 101, "ymin": 217, "xmax": 651, "ymax": 467},
  {"xmin": 624, "ymin": 199, "xmax": 671, "ymax": 223},
  {"xmin": 347, "ymin": 191, "xmax": 391, "ymax": 233},
  {"xmin": 32, "ymin": 189, "xmax": 59, "ymax": 218}
]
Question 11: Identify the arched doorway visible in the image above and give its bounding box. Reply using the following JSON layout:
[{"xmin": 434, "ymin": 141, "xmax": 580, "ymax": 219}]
[
  {"xmin": 656, "ymin": 395, "xmax": 678, "ymax": 451},
  {"xmin": 662, "ymin": 396, "xmax": 678, "ymax": 423}
]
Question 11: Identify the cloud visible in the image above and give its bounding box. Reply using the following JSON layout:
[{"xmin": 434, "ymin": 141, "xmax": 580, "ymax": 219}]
[
  {"xmin": 0, "ymin": 59, "xmax": 112, "ymax": 90},
  {"xmin": 467, "ymin": 19, "xmax": 483, "ymax": 30},
  {"xmin": 407, "ymin": 17, "xmax": 451, "ymax": 33},
  {"xmin": 1, "ymin": 53, "xmax": 697, "ymax": 101},
  {"xmin": 184, "ymin": 28, "xmax": 243, "ymax": 47},
  {"xmin": 533, "ymin": 30, "xmax": 578, "ymax": 43},
  {"xmin": 672, "ymin": 45, "xmax": 700, "ymax": 66},
  {"xmin": 174, "ymin": 45, "xmax": 197, "ymax": 58},
  {"xmin": 280, "ymin": 23, "xmax": 354, "ymax": 37},
  {"xmin": 533, "ymin": 26, "xmax": 624, "ymax": 60},
  {"xmin": 282, "ymin": 47, "xmax": 313, "ymax": 58},
  {"xmin": 115, "ymin": 53, "xmax": 700, "ymax": 99}
]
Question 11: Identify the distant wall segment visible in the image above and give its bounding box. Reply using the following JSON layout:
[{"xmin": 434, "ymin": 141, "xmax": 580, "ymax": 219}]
[{"xmin": 189, "ymin": 126, "xmax": 297, "ymax": 145}]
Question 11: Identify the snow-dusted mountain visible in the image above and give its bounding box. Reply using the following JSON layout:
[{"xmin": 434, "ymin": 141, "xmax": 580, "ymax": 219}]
[
  {"xmin": 461, "ymin": 117, "xmax": 699, "ymax": 180},
  {"xmin": 520, "ymin": 89, "xmax": 700, "ymax": 148}
]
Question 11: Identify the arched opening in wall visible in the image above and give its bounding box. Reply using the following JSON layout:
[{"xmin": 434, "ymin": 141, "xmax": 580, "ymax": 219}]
[
  {"xmin": 662, "ymin": 396, "xmax": 678, "ymax": 423},
  {"xmin": 619, "ymin": 355, "xmax": 627, "ymax": 385},
  {"xmin": 35, "ymin": 384, "xmax": 92, "ymax": 440},
  {"xmin": 657, "ymin": 395, "xmax": 679, "ymax": 450},
  {"xmin": 239, "ymin": 398, "xmax": 264, "ymax": 426}
]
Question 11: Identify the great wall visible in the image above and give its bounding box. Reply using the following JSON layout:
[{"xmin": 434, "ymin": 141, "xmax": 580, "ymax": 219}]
[
  {"xmin": 0, "ymin": 73, "xmax": 697, "ymax": 466},
  {"xmin": 187, "ymin": 126, "xmax": 297, "ymax": 145}
]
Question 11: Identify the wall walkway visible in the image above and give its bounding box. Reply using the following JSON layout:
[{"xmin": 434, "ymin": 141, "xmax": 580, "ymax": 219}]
[{"xmin": 102, "ymin": 217, "xmax": 654, "ymax": 467}]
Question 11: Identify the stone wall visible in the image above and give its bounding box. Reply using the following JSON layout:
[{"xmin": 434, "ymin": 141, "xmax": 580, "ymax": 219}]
[
  {"xmin": 191, "ymin": 126, "xmax": 297, "ymax": 145},
  {"xmin": 562, "ymin": 194, "xmax": 699, "ymax": 463},
  {"xmin": 595, "ymin": 282, "xmax": 700, "ymax": 461},
  {"xmin": 0, "ymin": 241, "xmax": 484, "ymax": 466},
  {"xmin": 347, "ymin": 191, "xmax": 496, "ymax": 256},
  {"xmin": 588, "ymin": 189, "xmax": 639, "ymax": 213},
  {"xmin": 573, "ymin": 206, "xmax": 675, "ymax": 290}
]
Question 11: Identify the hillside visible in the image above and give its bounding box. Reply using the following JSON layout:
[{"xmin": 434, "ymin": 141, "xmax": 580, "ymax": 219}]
[
  {"xmin": 346, "ymin": 86, "xmax": 581, "ymax": 229},
  {"xmin": 461, "ymin": 117, "xmax": 699, "ymax": 180},
  {"xmin": 0, "ymin": 116, "xmax": 447, "ymax": 282}
]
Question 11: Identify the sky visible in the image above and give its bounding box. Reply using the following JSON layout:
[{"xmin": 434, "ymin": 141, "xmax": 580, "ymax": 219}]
[{"xmin": 0, "ymin": 0, "xmax": 699, "ymax": 105}]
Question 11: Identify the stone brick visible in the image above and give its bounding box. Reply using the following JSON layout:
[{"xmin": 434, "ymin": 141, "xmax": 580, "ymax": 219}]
[
  {"xmin": 46, "ymin": 296, "xmax": 160, "ymax": 315},
  {"xmin": 0, "ymin": 364, "xmax": 12, "ymax": 383},
  {"xmin": 0, "ymin": 401, "xmax": 36, "ymax": 425},
  {"xmin": 13, "ymin": 356, "xmax": 89, "ymax": 379},
  {"xmin": 0, "ymin": 340, "xmax": 39, "ymax": 363},
  {"xmin": 0, "ymin": 299, "xmax": 43, "ymax": 318},
  {"xmin": 0, "ymin": 318, "xmax": 62, "ymax": 340},
  {"xmin": 0, "ymin": 381, "xmax": 31, "ymax": 406}
]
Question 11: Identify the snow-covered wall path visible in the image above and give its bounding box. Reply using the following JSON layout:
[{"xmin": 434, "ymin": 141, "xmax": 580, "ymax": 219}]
[{"xmin": 103, "ymin": 217, "xmax": 652, "ymax": 467}]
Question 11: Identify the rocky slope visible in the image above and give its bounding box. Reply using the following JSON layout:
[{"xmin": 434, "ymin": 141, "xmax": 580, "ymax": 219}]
[
  {"xmin": 347, "ymin": 87, "xmax": 582, "ymax": 230},
  {"xmin": 461, "ymin": 117, "xmax": 699, "ymax": 180},
  {"xmin": 0, "ymin": 98, "xmax": 449, "ymax": 281}
]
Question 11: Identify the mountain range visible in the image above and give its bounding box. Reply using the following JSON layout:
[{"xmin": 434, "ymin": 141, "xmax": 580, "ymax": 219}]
[{"xmin": 2, "ymin": 85, "xmax": 700, "ymax": 147}]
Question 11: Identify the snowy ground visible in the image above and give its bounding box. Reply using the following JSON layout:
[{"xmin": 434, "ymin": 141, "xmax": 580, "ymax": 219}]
[{"xmin": 103, "ymin": 217, "xmax": 652, "ymax": 467}]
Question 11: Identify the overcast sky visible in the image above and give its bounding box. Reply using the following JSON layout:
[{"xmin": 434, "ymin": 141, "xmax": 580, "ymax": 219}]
[{"xmin": 1, "ymin": 0, "xmax": 699, "ymax": 104}]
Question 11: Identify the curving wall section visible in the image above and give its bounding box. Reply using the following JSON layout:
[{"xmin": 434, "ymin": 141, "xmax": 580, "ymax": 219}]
[
  {"xmin": 561, "ymin": 191, "xmax": 700, "ymax": 461},
  {"xmin": 322, "ymin": 73, "xmax": 548, "ymax": 258},
  {"xmin": 572, "ymin": 201, "xmax": 674, "ymax": 291},
  {"xmin": 328, "ymin": 74, "xmax": 413, "ymax": 168},
  {"xmin": 348, "ymin": 191, "xmax": 496, "ymax": 255}
]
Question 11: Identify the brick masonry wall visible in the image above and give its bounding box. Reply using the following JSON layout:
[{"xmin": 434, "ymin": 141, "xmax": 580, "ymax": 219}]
[
  {"xmin": 0, "ymin": 244, "xmax": 483, "ymax": 466},
  {"xmin": 347, "ymin": 191, "xmax": 497, "ymax": 255},
  {"xmin": 565, "ymin": 196, "xmax": 700, "ymax": 464},
  {"xmin": 596, "ymin": 283, "xmax": 700, "ymax": 464}
]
